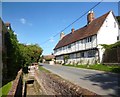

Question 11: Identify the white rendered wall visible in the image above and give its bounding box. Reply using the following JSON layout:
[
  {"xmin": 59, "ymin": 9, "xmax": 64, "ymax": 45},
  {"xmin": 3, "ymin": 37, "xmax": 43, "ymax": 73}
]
[
  {"xmin": 97, "ymin": 11, "xmax": 119, "ymax": 63},
  {"xmin": 97, "ymin": 11, "xmax": 118, "ymax": 45},
  {"xmin": 54, "ymin": 35, "xmax": 97, "ymax": 56}
]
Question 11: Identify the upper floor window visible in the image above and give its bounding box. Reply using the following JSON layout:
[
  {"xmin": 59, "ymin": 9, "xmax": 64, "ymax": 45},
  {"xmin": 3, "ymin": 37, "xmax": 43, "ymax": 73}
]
[
  {"xmin": 68, "ymin": 44, "xmax": 71, "ymax": 48},
  {"xmin": 105, "ymin": 19, "xmax": 108, "ymax": 27},
  {"xmin": 86, "ymin": 37, "xmax": 92, "ymax": 43},
  {"xmin": 59, "ymin": 48, "xmax": 62, "ymax": 51},
  {"xmin": 80, "ymin": 40, "xmax": 83, "ymax": 44}
]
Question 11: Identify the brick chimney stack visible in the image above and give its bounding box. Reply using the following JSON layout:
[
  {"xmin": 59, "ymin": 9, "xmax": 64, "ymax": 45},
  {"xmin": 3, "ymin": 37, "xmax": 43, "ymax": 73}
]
[
  {"xmin": 60, "ymin": 32, "xmax": 65, "ymax": 40},
  {"xmin": 5, "ymin": 22, "xmax": 11, "ymax": 30},
  {"xmin": 87, "ymin": 10, "xmax": 95, "ymax": 24},
  {"xmin": 71, "ymin": 28, "xmax": 75, "ymax": 34}
]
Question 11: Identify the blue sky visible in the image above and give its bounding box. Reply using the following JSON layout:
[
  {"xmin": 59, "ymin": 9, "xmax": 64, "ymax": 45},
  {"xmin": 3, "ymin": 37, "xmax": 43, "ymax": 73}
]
[{"xmin": 2, "ymin": 2, "xmax": 118, "ymax": 55}]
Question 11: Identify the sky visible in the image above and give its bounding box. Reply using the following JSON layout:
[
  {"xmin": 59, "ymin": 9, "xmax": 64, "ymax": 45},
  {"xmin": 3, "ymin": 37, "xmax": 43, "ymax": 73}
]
[{"xmin": 2, "ymin": 1, "xmax": 119, "ymax": 55}]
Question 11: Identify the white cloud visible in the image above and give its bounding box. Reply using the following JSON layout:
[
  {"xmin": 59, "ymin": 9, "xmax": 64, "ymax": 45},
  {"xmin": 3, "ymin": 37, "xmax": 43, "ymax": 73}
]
[
  {"xmin": 19, "ymin": 18, "xmax": 33, "ymax": 26},
  {"xmin": 20, "ymin": 18, "xmax": 26, "ymax": 24}
]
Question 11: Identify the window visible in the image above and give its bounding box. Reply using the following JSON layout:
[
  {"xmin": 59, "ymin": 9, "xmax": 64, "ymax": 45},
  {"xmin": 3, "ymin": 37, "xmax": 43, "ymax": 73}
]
[
  {"xmin": 117, "ymin": 36, "xmax": 119, "ymax": 40},
  {"xmin": 73, "ymin": 53, "xmax": 76, "ymax": 59},
  {"xmin": 86, "ymin": 37, "xmax": 92, "ymax": 43},
  {"xmin": 76, "ymin": 53, "xmax": 80, "ymax": 58},
  {"xmin": 81, "ymin": 40, "xmax": 83, "ymax": 44},
  {"xmin": 89, "ymin": 37, "xmax": 92, "ymax": 42},
  {"xmin": 70, "ymin": 54, "xmax": 74, "ymax": 59},
  {"xmin": 59, "ymin": 48, "xmax": 62, "ymax": 51},
  {"xmin": 106, "ymin": 19, "xmax": 108, "ymax": 27},
  {"xmin": 88, "ymin": 50, "xmax": 96, "ymax": 57},
  {"xmin": 68, "ymin": 44, "xmax": 71, "ymax": 48},
  {"xmin": 81, "ymin": 52, "xmax": 84, "ymax": 58}
]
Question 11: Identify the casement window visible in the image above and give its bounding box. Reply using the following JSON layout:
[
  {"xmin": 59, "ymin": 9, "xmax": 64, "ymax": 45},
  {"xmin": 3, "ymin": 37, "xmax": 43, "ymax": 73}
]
[
  {"xmin": 70, "ymin": 54, "xmax": 74, "ymax": 59},
  {"xmin": 81, "ymin": 52, "xmax": 84, "ymax": 58},
  {"xmin": 76, "ymin": 53, "xmax": 80, "ymax": 58},
  {"xmin": 68, "ymin": 44, "xmax": 71, "ymax": 48},
  {"xmin": 73, "ymin": 53, "xmax": 76, "ymax": 58},
  {"xmin": 88, "ymin": 50, "xmax": 96, "ymax": 57},
  {"xmin": 117, "ymin": 36, "xmax": 119, "ymax": 40},
  {"xmin": 59, "ymin": 48, "xmax": 62, "ymax": 51},
  {"xmin": 81, "ymin": 40, "xmax": 83, "ymax": 44},
  {"xmin": 86, "ymin": 37, "xmax": 92, "ymax": 43}
]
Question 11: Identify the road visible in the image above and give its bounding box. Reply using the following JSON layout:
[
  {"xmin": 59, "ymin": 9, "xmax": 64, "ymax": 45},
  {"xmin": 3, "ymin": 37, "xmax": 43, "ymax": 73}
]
[{"xmin": 39, "ymin": 63, "xmax": 120, "ymax": 96}]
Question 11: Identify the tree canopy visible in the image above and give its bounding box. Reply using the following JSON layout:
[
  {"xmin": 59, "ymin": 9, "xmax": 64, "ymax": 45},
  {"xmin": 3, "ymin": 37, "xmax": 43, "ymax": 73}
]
[{"xmin": 4, "ymin": 29, "xmax": 43, "ymax": 78}]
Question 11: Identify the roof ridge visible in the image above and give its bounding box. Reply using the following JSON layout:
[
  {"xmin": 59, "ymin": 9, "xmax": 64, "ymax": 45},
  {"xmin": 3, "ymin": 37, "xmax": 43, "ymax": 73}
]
[{"xmin": 54, "ymin": 11, "xmax": 111, "ymax": 50}]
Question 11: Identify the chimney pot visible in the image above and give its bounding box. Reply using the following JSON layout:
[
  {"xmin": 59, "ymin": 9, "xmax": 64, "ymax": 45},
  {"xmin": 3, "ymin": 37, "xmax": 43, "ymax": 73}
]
[
  {"xmin": 87, "ymin": 10, "xmax": 95, "ymax": 24},
  {"xmin": 60, "ymin": 32, "xmax": 65, "ymax": 40},
  {"xmin": 71, "ymin": 28, "xmax": 75, "ymax": 33}
]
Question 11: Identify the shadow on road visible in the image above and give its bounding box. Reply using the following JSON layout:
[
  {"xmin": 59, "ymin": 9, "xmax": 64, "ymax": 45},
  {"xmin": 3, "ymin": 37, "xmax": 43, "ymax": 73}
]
[{"xmin": 80, "ymin": 72, "xmax": 120, "ymax": 96}]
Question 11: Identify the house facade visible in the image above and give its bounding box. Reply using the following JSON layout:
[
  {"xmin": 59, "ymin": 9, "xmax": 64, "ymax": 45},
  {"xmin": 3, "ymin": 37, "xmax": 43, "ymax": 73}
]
[{"xmin": 54, "ymin": 11, "xmax": 119, "ymax": 64}]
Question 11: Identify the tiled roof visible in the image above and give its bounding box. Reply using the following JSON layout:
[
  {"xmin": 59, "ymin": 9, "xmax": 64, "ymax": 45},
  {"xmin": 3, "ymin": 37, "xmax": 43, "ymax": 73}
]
[
  {"xmin": 54, "ymin": 11, "xmax": 110, "ymax": 50},
  {"xmin": 43, "ymin": 55, "xmax": 55, "ymax": 59}
]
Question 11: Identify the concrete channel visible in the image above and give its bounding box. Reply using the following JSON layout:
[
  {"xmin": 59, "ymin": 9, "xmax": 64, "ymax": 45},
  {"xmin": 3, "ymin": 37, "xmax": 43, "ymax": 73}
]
[{"xmin": 22, "ymin": 65, "xmax": 101, "ymax": 97}]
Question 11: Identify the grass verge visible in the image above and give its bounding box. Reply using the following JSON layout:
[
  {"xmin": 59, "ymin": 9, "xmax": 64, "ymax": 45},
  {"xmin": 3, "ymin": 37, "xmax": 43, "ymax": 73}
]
[
  {"xmin": 0, "ymin": 81, "xmax": 12, "ymax": 97},
  {"xmin": 64, "ymin": 64, "xmax": 120, "ymax": 73},
  {"xmin": 39, "ymin": 65, "xmax": 50, "ymax": 73}
]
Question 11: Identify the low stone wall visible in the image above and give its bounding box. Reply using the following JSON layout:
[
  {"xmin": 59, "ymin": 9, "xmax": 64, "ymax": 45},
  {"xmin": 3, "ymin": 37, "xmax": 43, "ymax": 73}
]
[
  {"xmin": 35, "ymin": 70, "xmax": 101, "ymax": 96},
  {"xmin": 7, "ymin": 69, "xmax": 23, "ymax": 97}
]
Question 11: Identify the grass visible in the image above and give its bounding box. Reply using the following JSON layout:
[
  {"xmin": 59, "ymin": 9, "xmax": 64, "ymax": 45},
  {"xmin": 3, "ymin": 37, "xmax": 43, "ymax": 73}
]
[
  {"xmin": 39, "ymin": 65, "xmax": 50, "ymax": 73},
  {"xmin": 64, "ymin": 64, "xmax": 120, "ymax": 73},
  {"xmin": 0, "ymin": 81, "xmax": 12, "ymax": 97}
]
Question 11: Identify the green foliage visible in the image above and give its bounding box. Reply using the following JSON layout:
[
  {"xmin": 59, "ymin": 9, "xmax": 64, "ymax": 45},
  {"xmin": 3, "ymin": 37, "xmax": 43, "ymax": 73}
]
[
  {"xmin": 63, "ymin": 55, "xmax": 69, "ymax": 64},
  {"xmin": 39, "ymin": 66, "xmax": 50, "ymax": 73},
  {"xmin": 5, "ymin": 29, "xmax": 21, "ymax": 77},
  {"xmin": 64, "ymin": 55, "xmax": 69, "ymax": 60},
  {"xmin": 101, "ymin": 41, "xmax": 120, "ymax": 50},
  {"xmin": 0, "ymin": 81, "xmax": 12, "ymax": 97},
  {"xmin": 4, "ymin": 29, "xmax": 43, "ymax": 78},
  {"xmin": 19, "ymin": 43, "xmax": 43, "ymax": 66},
  {"xmin": 64, "ymin": 64, "xmax": 120, "ymax": 73}
]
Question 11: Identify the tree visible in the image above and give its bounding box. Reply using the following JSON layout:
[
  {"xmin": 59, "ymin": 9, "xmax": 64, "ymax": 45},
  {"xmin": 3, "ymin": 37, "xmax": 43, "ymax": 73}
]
[
  {"xmin": 19, "ymin": 43, "xmax": 43, "ymax": 66},
  {"xmin": 63, "ymin": 55, "xmax": 69, "ymax": 65},
  {"xmin": 4, "ymin": 28, "xmax": 43, "ymax": 78},
  {"xmin": 5, "ymin": 29, "xmax": 21, "ymax": 78}
]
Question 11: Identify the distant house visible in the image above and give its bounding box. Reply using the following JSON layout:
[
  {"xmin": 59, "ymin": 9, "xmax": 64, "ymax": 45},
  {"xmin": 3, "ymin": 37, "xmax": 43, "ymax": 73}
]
[
  {"xmin": 43, "ymin": 55, "xmax": 55, "ymax": 65},
  {"xmin": 54, "ymin": 10, "xmax": 119, "ymax": 65}
]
